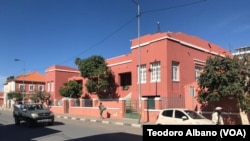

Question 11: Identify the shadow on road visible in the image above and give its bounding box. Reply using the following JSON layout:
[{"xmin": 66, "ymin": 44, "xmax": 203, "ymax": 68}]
[
  {"xmin": 68, "ymin": 132, "xmax": 142, "ymax": 141},
  {"xmin": 0, "ymin": 119, "xmax": 142, "ymax": 141},
  {"xmin": 0, "ymin": 121, "xmax": 65, "ymax": 141}
]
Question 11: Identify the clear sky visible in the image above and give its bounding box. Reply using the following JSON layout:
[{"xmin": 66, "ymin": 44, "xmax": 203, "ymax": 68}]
[{"xmin": 1, "ymin": 0, "xmax": 250, "ymax": 91}]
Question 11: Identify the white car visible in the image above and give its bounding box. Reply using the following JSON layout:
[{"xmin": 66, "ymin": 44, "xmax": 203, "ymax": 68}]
[{"xmin": 156, "ymin": 108, "xmax": 215, "ymax": 125}]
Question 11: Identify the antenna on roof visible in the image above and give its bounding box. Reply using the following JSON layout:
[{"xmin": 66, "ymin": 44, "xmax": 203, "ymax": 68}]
[{"xmin": 157, "ymin": 21, "xmax": 161, "ymax": 33}]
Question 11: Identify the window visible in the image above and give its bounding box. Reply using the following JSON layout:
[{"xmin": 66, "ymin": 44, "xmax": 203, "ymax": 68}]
[
  {"xmin": 138, "ymin": 64, "xmax": 146, "ymax": 83},
  {"xmin": 150, "ymin": 61, "xmax": 161, "ymax": 82},
  {"xmin": 47, "ymin": 82, "xmax": 51, "ymax": 92},
  {"xmin": 19, "ymin": 84, "xmax": 25, "ymax": 92},
  {"xmin": 195, "ymin": 66, "xmax": 202, "ymax": 80},
  {"xmin": 189, "ymin": 86, "xmax": 194, "ymax": 97},
  {"xmin": 162, "ymin": 110, "xmax": 173, "ymax": 117},
  {"xmin": 29, "ymin": 84, "xmax": 34, "ymax": 91},
  {"xmin": 172, "ymin": 61, "xmax": 179, "ymax": 81},
  {"xmin": 120, "ymin": 72, "xmax": 132, "ymax": 90},
  {"xmin": 175, "ymin": 110, "xmax": 186, "ymax": 119},
  {"xmin": 38, "ymin": 85, "xmax": 44, "ymax": 91},
  {"xmin": 51, "ymin": 82, "xmax": 54, "ymax": 92}
]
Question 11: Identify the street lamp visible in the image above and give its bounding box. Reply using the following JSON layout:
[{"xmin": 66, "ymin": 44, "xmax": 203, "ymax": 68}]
[
  {"xmin": 14, "ymin": 59, "xmax": 25, "ymax": 104},
  {"xmin": 132, "ymin": 0, "xmax": 142, "ymax": 123}
]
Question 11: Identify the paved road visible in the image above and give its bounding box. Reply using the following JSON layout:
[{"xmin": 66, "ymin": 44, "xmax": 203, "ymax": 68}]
[{"xmin": 0, "ymin": 110, "xmax": 142, "ymax": 141}]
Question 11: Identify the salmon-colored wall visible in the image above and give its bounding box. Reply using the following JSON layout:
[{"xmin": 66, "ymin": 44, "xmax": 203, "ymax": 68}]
[
  {"xmin": 45, "ymin": 65, "xmax": 80, "ymax": 100},
  {"xmin": 106, "ymin": 54, "xmax": 133, "ymax": 98},
  {"xmin": 45, "ymin": 32, "xmax": 245, "ymax": 123},
  {"xmin": 51, "ymin": 99, "xmax": 126, "ymax": 119},
  {"xmin": 45, "ymin": 32, "xmax": 230, "ymax": 103}
]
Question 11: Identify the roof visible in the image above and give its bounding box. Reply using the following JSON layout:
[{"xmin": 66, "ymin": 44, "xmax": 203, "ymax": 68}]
[
  {"xmin": 45, "ymin": 65, "xmax": 79, "ymax": 73},
  {"xmin": 15, "ymin": 72, "xmax": 45, "ymax": 82},
  {"xmin": 131, "ymin": 32, "xmax": 231, "ymax": 56}
]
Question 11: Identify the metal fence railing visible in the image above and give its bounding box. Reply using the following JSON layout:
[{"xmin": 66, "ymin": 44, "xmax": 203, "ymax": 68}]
[{"xmin": 160, "ymin": 96, "xmax": 185, "ymax": 109}]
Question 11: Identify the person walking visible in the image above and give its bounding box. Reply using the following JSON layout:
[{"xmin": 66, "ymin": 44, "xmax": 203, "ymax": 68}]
[
  {"xmin": 212, "ymin": 107, "xmax": 224, "ymax": 125},
  {"xmin": 99, "ymin": 102, "xmax": 106, "ymax": 119}
]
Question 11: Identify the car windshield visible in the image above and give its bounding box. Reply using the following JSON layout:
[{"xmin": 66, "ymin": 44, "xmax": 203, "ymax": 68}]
[
  {"xmin": 184, "ymin": 110, "xmax": 206, "ymax": 119},
  {"xmin": 27, "ymin": 104, "xmax": 45, "ymax": 111}
]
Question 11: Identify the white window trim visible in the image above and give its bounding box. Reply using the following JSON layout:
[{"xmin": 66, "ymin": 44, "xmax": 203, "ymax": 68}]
[
  {"xmin": 150, "ymin": 62, "xmax": 161, "ymax": 82},
  {"xmin": 29, "ymin": 84, "xmax": 35, "ymax": 91},
  {"xmin": 138, "ymin": 64, "xmax": 146, "ymax": 84},
  {"xmin": 19, "ymin": 84, "xmax": 25, "ymax": 91},
  {"xmin": 47, "ymin": 82, "xmax": 51, "ymax": 92},
  {"xmin": 38, "ymin": 85, "xmax": 44, "ymax": 91},
  {"xmin": 172, "ymin": 62, "xmax": 179, "ymax": 81},
  {"xmin": 51, "ymin": 82, "xmax": 54, "ymax": 92},
  {"xmin": 195, "ymin": 66, "xmax": 203, "ymax": 80}
]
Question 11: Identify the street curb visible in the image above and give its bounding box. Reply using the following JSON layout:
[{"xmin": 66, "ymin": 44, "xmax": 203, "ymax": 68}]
[
  {"xmin": 1, "ymin": 109, "xmax": 144, "ymax": 128},
  {"xmin": 55, "ymin": 115, "xmax": 142, "ymax": 128}
]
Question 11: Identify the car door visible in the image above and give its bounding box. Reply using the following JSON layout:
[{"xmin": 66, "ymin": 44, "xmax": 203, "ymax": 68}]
[
  {"xmin": 173, "ymin": 110, "xmax": 190, "ymax": 125},
  {"xmin": 157, "ymin": 109, "xmax": 174, "ymax": 124}
]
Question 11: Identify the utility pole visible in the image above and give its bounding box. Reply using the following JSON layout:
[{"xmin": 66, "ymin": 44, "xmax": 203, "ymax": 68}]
[
  {"xmin": 132, "ymin": 0, "xmax": 142, "ymax": 124},
  {"xmin": 15, "ymin": 59, "xmax": 25, "ymax": 104}
]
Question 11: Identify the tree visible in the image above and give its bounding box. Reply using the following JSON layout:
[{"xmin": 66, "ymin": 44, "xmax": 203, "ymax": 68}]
[
  {"xmin": 59, "ymin": 80, "xmax": 82, "ymax": 98},
  {"xmin": 6, "ymin": 76, "xmax": 15, "ymax": 82},
  {"xmin": 197, "ymin": 55, "xmax": 250, "ymax": 124},
  {"xmin": 29, "ymin": 91, "xmax": 51, "ymax": 103},
  {"xmin": 75, "ymin": 55, "xmax": 117, "ymax": 98},
  {"xmin": 7, "ymin": 91, "xmax": 22, "ymax": 102}
]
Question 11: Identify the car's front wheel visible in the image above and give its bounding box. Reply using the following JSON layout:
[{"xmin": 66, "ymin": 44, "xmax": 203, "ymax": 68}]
[
  {"xmin": 14, "ymin": 117, "xmax": 20, "ymax": 125},
  {"xmin": 48, "ymin": 119, "xmax": 54, "ymax": 126},
  {"xmin": 26, "ymin": 119, "xmax": 35, "ymax": 127}
]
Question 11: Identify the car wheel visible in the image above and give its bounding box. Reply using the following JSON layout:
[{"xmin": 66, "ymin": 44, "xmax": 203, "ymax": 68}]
[
  {"xmin": 48, "ymin": 119, "xmax": 54, "ymax": 126},
  {"xmin": 14, "ymin": 117, "xmax": 20, "ymax": 125},
  {"xmin": 26, "ymin": 119, "xmax": 34, "ymax": 127}
]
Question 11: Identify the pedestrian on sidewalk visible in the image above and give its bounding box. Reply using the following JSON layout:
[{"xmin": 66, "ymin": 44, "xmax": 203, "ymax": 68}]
[
  {"xmin": 212, "ymin": 107, "xmax": 224, "ymax": 125},
  {"xmin": 99, "ymin": 102, "xmax": 106, "ymax": 119}
]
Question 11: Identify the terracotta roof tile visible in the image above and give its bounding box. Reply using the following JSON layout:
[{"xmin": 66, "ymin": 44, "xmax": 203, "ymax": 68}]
[{"xmin": 15, "ymin": 72, "xmax": 45, "ymax": 82}]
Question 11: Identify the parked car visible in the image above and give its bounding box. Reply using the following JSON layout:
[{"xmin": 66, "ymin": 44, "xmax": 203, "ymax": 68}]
[
  {"xmin": 13, "ymin": 103, "xmax": 54, "ymax": 127},
  {"xmin": 156, "ymin": 108, "xmax": 215, "ymax": 125}
]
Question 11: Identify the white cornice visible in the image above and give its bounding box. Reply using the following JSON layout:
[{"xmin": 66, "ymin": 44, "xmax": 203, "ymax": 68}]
[
  {"xmin": 107, "ymin": 60, "xmax": 132, "ymax": 67},
  {"xmin": 130, "ymin": 35, "xmax": 226, "ymax": 57},
  {"xmin": 46, "ymin": 69, "xmax": 80, "ymax": 73}
]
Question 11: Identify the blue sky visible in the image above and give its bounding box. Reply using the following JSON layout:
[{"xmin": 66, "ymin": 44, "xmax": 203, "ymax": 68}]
[{"xmin": 1, "ymin": 0, "xmax": 250, "ymax": 91}]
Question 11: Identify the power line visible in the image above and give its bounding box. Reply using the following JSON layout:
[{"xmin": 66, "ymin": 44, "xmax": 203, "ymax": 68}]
[
  {"xmin": 142, "ymin": 0, "xmax": 206, "ymax": 14},
  {"xmin": 29, "ymin": 17, "xmax": 136, "ymax": 72},
  {"xmin": 58, "ymin": 16, "xmax": 136, "ymax": 65},
  {"xmin": 31, "ymin": 0, "xmax": 207, "ymax": 71}
]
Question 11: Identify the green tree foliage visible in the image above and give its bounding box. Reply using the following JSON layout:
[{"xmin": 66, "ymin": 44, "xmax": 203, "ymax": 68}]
[
  {"xmin": 29, "ymin": 91, "xmax": 51, "ymax": 103},
  {"xmin": 59, "ymin": 80, "xmax": 82, "ymax": 98},
  {"xmin": 6, "ymin": 76, "xmax": 15, "ymax": 82},
  {"xmin": 197, "ymin": 55, "xmax": 250, "ymax": 112},
  {"xmin": 7, "ymin": 91, "xmax": 22, "ymax": 101},
  {"xmin": 75, "ymin": 55, "xmax": 117, "ymax": 98}
]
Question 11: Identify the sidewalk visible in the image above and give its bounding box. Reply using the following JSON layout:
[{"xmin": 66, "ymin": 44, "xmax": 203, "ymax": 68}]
[{"xmin": 55, "ymin": 113, "xmax": 154, "ymax": 128}]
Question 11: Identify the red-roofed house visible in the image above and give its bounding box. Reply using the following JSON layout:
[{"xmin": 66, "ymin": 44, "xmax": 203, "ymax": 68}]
[{"xmin": 3, "ymin": 72, "xmax": 45, "ymax": 107}]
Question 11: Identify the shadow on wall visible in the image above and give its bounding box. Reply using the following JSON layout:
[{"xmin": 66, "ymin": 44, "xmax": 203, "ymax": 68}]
[{"xmin": 106, "ymin": 112, "xmax": 111, "ymax": 118}]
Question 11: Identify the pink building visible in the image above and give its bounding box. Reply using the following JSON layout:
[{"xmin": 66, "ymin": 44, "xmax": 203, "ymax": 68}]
[
  {"xmin": 106, "ymin": 32, "xmax": 230, "ymax": 110},
  {"xmin": 45, "ymin": 31, "xmax": 230, "ymax": 110},
  {"xmin": 45, "ymin": 65, "xmax": 81, "ymax": 100}
]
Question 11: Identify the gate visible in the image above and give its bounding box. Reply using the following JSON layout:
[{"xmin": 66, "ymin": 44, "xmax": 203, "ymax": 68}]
[
  {"xmin": 125, "ymin": 99, "xmax": 140, "ymax": 119},
  {"xmin": 65, "ymin": 99, "xmax": 69, "ymax": 113}
]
